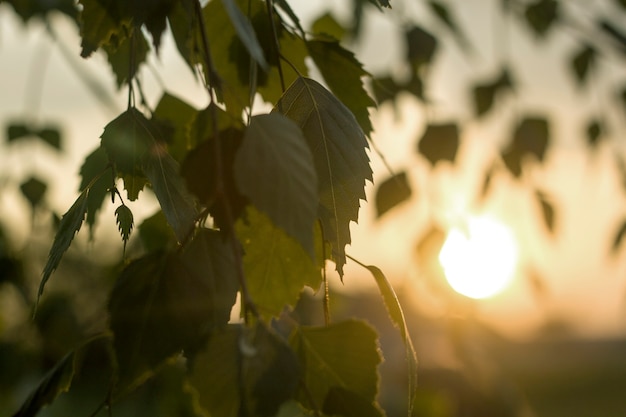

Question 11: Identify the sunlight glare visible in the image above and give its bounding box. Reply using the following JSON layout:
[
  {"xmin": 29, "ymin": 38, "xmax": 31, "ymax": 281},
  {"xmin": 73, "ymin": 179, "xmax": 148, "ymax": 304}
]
[{"xmin": 438, "ymin": 216, "xmax": 519, "ymax": 299}]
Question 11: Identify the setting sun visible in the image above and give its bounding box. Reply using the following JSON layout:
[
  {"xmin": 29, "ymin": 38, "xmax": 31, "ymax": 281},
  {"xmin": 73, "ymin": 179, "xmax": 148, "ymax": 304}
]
[{"xmin": 439, "ymin": 216, "xmax": 519, "ymax": 299}]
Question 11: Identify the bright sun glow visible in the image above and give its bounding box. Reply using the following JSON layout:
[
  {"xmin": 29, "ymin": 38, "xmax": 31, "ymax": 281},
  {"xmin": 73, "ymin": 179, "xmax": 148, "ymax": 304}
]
[{"xmin": 438, "ymin": 216, "xmax": 519, "ymax": 299}]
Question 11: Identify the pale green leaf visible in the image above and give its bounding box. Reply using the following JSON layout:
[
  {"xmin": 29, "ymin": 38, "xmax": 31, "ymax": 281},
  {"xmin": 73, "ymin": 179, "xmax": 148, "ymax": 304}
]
[
  {"xmin": 38, "ymin": 190, "xmax": 89, "ymax": 300},
  {"xmin": 235, "ymin": 114, "xmax": 317, "ymax": 257},
  {"xmin": 221, "ymin": 0, "xmax": 268, "ymax": 69},
  {"xmin": 235, "ymin": 207, "xmax": 322, "ymax": 320},
  {"xmin": 189, "ymin": 323, "xmax": 299, "ymax": 417},
  {"xmin": 274, "ymin": 77, "xmax": 372, "ymax": 276},
  {"xmin": 114, "ymin": 204, "xmax": 134, "ymax": 253}
]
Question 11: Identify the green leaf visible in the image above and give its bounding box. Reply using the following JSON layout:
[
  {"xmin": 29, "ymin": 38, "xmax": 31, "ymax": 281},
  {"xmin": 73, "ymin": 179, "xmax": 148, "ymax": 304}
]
[
  {"xmin": 417, "ymin": 123, "xmax": 459, "ymax": 165},
  {"xmin": 38, "ymin": 190, "xmax": 89, "ymax": 300},
  {"xmin": 36, "ymin": 126, "xmax": 62, "ymax": 150},
  {"xmin": 289, "ymin": 320, "xmax": 382, "ymax": 409},
  {"xmin": 153, "ymin": 92, "xmax": 198, "ymax": 163},
  {"xmin": 235, "ymin": 114, "xmax": 318, "ymax": 257},
  {"xmin": 274, "ymin": 77, "xmax": 372, "ymax": 276},
  {"xmin": 570, "ymin": 44, "xmax": 596, "ymax": 87},
  {"xmin": 524, "ymin": 0, "xmax": 559, "ymax": 38},
  {"xmin": 12, "ymin": 349, "xmax": 76, "ymax": 417},
  {"xmin": 20, "ymin": 177, "xmax": 47, "ymax": 210},
  {"xmin": 235, "ymin": 207, "xmax": 323, "ymax": 320},
  {"xmin": 189, "ymin": 323, "xmax": 300, "ymax": 417},
  {"xmin": 103, "ymin": 30, "xmax": 150, "ymax": 88},
  {"xmin": 322, "ymin": 386, "xmax": 384, "ymax": 417},
  {"xmin": 274, "ymin": 401, "xmax": 317, "ymax": 417},
  {"xmin": 138, "ymin": 210, "xmax": 177, "ymax": 251},
  {"xmin": 221, "ymin": 0, "xmax": 268, "ymax": 70},
  {"xmin": 586, "ymin": 119, "xmax": 603, "ymax": 147},
  {"xmin": 79, "ymin": 146, "xmax": 113, "ymax": 238},
  {"xmin": 375, "ymin": 171, "xmax": 411, "ymax": 218},
  {"xmin": 114, "ymin": 204, "xmax": 133, "ymax": 253},
  {"xmin": 307, "ymin": 40, "xmax": 376, "ymax": 136},
  {"xmin": 7, "ymin": 122, "xmax": 31, "ymax": 141},
  {"xmin": 78, "ymin": 0, "xmax": 126, "ymax": 57},
  {"xmin": 312, "ymin": 12, "xmax": 346, "ymax": 40},
  {"xmin": 109, "ymin": 231, "xmax": 237, "ymax": 391},
  {"xmin": 168, "ymin": 0, "xmax": 201, "ymax": 73},
  {"xmin": 362, "ymin": 264, "xmax": 418, "ymax": 415},
  {"xmin": 405, "ymin": 26, "xmax": 438, "ymax": 68}
]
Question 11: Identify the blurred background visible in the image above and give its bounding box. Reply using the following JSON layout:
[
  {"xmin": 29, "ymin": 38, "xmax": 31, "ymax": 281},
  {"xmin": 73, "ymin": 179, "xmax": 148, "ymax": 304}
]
[{"xmin": 1, "ymin": 0, "xmax": 626, "ymax": 416}]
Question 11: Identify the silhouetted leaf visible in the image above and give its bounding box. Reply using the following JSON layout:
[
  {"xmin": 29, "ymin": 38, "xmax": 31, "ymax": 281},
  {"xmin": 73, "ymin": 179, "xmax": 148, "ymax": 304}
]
[
  {"xmin": 103, "ymin": 30, "xmax": 150, "ymax": 88},
  {"xmin": 221, "ymin": 0, "xmax": 268, "ymax": 69},
  {"xmin": 78, "ymin": 0, "xmax": 126, "ymax": 57},
  {"xmin": 235, "ymin": 208, "xmax": 323, "ymax": 320},
  {"xmin": 362, "ymin": 264, "xmax": 417, "ymax": 414},
  {"xmin": 612, "ymin": 221, "xmax": 626, "ymax": 254},
  {"xmin": 79, "ymin": 147, "xmax": 112, "ymax": 238},
  {"xmin": 323, "ymin": 386, "xmax": 384, "ymax": 417},
  {"xmin": 513, "ymin": 117, "xmax": 550, "ymax": 162},
  {"xmin": 308, "ymin": 39, "xmax": 376, "ymax": 136},
  {"xmin": 570, "ymin": 44, "xmax": 596, "ymax": 86},
  {"xmin": 114, "ymin": 204, "xmax": 133, "ymax": 253},
  {"xmin": 290, "ymin": 320, "xmax": 381, "ymax": 408},
  {"xmin": 524, "ymin": 0, "xmax": 559, "ymax": 37},
  {"xmin": 586, "ymin": 119, "xmax": 603, "ymax": 147},
  {"xmin": 36, "ymin": 126, "xmax": 62, "ymax": 150},
  {"xmin": 617, "ymin": 0, "xmax": 626, "ymax": 10},
  {"xmin": 417, "ymin": 123, "xmax": 459, "ymax": 165},
  {"xmin": 167, "ymin": 0, "xmax": 201, "ymax": 73},
  {"xmin": 427, "ymin": 1, "xmax": 471, "ymax": 52},
  {"xmin": 20, "ymin": 177, "xmax": 47, "ymax": 211},
  {"xmin": 536, "ymin": 191, "xmax": 555, "ymax": 233},
  {"xmin": 138, "ymin": 210, "xmax": 176, "ymax": 251},
  {"xmin": 189, "ymin": 323, "xmax": 300, "ymax": 417},
  {"xmin": 501, "ymin": 147, "xmax": 523, "ymax": 178},
  {"xmin": 274, "ymin": 77, "xmax": 372, "ymax": 276},
  {"xmin": 12, "ymin": 348, "xmax": 75, "ymax": 417},
  {"xmin": 153, "ymin": 92, "xmax": 198, "ymax": 163},
  {"xmin": 375, "ymin": 171, "xmax": 412, "ymax": 218},
  {"xmin": 473, "ymin": 68, "xmax": 514, "ymax": 116},
  {"xmin": 312, "ymin": 12, "xmax": 345, "ymax": 40},
  {"xmin": 598, "ymin": 19, "xmax": 626, "ymax": 55},
  {"xmin": 38, "ymin": 190, "xmax": 88, "ymax": 300},
  {"xmin": 405, "ymin": 25, "xmax": 438, "ymax": 68},
  {"xmin": 7, "ymin": 123, "xmax": 31, "ymax": 141},
  {"xmin": 235, "ymin": 114, "xmax": 317, "ymax": 257},
  {"xmin": 621, "ymin": 86, "xmax": 626, "ymax": 116}
]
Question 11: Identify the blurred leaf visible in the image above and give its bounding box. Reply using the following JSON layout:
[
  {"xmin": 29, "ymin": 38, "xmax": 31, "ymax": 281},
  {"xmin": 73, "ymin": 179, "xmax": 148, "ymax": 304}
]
[
  {"xmin": 375, "ymin": 171, "xmax": 412, "ymax": 218},
  {"xmin": 114, "ymin": 204, "xmax": 133, "ymax": 253},
  {"xmin": 416, "ymin": 225, "xmax": 446, "ymax": 264},
  {"xmin": 362, "ymin": 264, "xmax": 417, "ymax": 414},
  {"xmin": 103, "ymin": 30, "xmax": 150, "ymax": 88},
  {"xmin": 473, "ymin": 68, "xmax": 514, "ymax": 117},
  {"xmin": 405, "ymin": 25, "xmax": 438, "ymax": 68},
  {"xmin": 189, "ymin": 323, "xmax": 300, "ymax": 417},
  {"xmin": 274, "ymin": 401, "xmax": 317, "ymax": 417},
  {"xmin": 617, "ymin": 0, "xmax": 626, "ymax": 9},
  {"xmin": 417, "ymin": 123, "xmax": 459, "ymax": 165},
  {"xmin": 182, "ymin": 128, "xmax": 248, "ymax": 231},
  {"xmin": 38, "ymin": 191, "xmax": 88, "ymax": 301},
  {"xmin": 12, "ymin": 349, "xmax": 75, "ymax": 417},
  {"xmin": 598, "ymin": 19, "xmax": 626, "ymax": 55},
  {"xmin": 513, "ymin": 117, "xmax": 550, "ymax": 162},
  {"xmin": 612, "ymin": 221, "xmax": 626, "ymax": 254},
  {"xmin": 79, "ymin": 147, "xmax": 113, "ymax": 238},
  {"xmin": 7, "ymin": 123, "xmax": 31, "ymax": 141},
  {"xmin": 536, "ymin": 191, "xmax": 555, "ymax": 233},
  {"xmin": 3, "ymin": 0, "xmax": 77, "ymax": 23},
  {"xmin": 235, "ymin": 114, "xmax": 317, "ymax": 258},
  {"xmin": 274, "ymin": 77, "xmax": 372, "ymax": 277},
  {"xmin": 308, "ymin": 39, "xmax": 376, "ymax": 136},
  {"xmin": 501, "ymin": 147, "xmax": 523, "ymax": 178},
  {"xmin": 153, "ymin": 92, "xmax": 198, "ymax": 163},
  {"xmin": 221, "ymin": 0, "xmax": 268, "ymax": 69},
  {"xmin": 275, "ymin": 0, "xmax": 305, "ymax": 36},
  {"xmin": 235, "ymin": 207, "xmax": 322, "ymax": 320},
  {"xmin": 322, "ymin": 386, "xmax": 384, "ymax": 417},
  {"xmin": 36, "ymin": 126, "xmax": 62, "ymax": 150},
  {"xmin": 621, "ymin": 86, "xmax": 626, "ymax": 116},
  {"xmin": 290, "ymin": 320, "xmax": 381, "ymax": 408},
  {"xmin": 138, "ymin": 210, "xmax": 176, "ymax": 251},
  {"xmin": 167, "ymin": 0, "xmax": 201, "ymax": 74},
  {"xmin": 427, "ymin": 1, "xmax": 471, "ymax": 52},
  {"xmin": 570, "ymin": 44, "xmax": 596, "ymax": 86},
  {"xmin": 586, "ymin": 119, "xmax": 603, "ymax": 147},
  {"xmin": 312, "ymin": 12, "xmax": 345, "ymax": 40},
  {"xmin": 20, "ymin": 177, "xmax": 47, "ymax": 211},
  {"xmin": 524, "ymin": 0, "xmax": 559, "ymax": 37}
]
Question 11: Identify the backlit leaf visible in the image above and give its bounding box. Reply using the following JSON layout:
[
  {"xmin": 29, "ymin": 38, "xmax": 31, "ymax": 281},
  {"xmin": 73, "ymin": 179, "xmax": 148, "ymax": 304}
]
[
  {"xmin": 427, "ymin": 1, "xmax": 471, "ymax": 52},
  {"xmin": 221, "ymin": 0, "xmax": 268, "ymax": 69},
  {"xmin": 312, "ymin": 12, "xmax": 345, "ymax": 40},
  {"xmin": 307, "ymin": 40, "xmax": 375, "ymax": 136},
  {"xmin": 586, "ymin": 119, "xmax": 603, "ymax": 147},
  {"xmin": 274, "ymin": 77, "xmax": 372, "ymax": 276},
  {"xmin": 189, "ymin": 323, "xmax": 300, "ymax": 417},
  {"xmin": 405, "ymin": 26, "xmax": 438, "ymax": 68},
  {"xmin": 153, "ymin": 92, "xmax": 198, "ymax": 163},
  {"xmin": 235, "ymin": 207, "xmax": 323, "ymax": 320},
  {"xmin": 536, "ymin": 191, "xmax": 555, "ymax": 233},
  {"xmin": 36, "ymin": 126, "xmax": 62, "ymax": 150},
  {"xmin": 472, "ymin": 68, "xmax": 513, "ymax": 116},
  {"xmin": 167, "ymin": 0, "xmax": 201, "ymax": 73},
  {"xmin": 138, "ymin": 210, "xmax": 176, "ymax": 252},
  {"xmin": 322, "ymin": 386, "xmax": 384, "ymax": 417},
  {"xmin": 38, "ymin": 190, "xmax": 88, "ymax": 300},
  {"xmin": 78, "ymin": 0, "xmax": 126, "ymax": 57},
  {"xmin": 79, "ymin": 147, "xmax": 113, "ymax": 238},
  {"xmin": 513, "ymin": 117, "xmax": 550, "ymax": 162},
  {"xmin": 375, "ymin": 171, "xmax": 412, "ymax": 218},
  {"xmin": 598, "ymin": 20, "xmax": 626, "ymax": 55},
  {"xmin": 612, "ymin": 221, "xmax": 626, "ymax": 254},
  {"xmin": 524, "ymin": 0, "xmax": 559, "ymax": 38},
  {"xmin": 417, "ymin": 123, "xmax": 459, "ymax": 165},
  {"xmin": 570, "ymin": 44, "xmax": 596, "ymax": 87},
  {"xmin": 114, "ymin": 204, "xmax": 133, "ymax": 253},
  {"xmin": 7, "ymin": 122, "xmax": 31, "ymax": 141},
  {"xmin": 20, "ymin": 177, "xmax": 47, "ymax": 211},
  {"xmin": 235, "ymin": 114, "xmax": 317, "ymax": 257},
  {"xmin": 103, "ymin": 30, "xmax": 150, "ymax": 88},
  {"xmin": 290, "ymin": 320, "xmax": 381, "ymax": 409}
]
